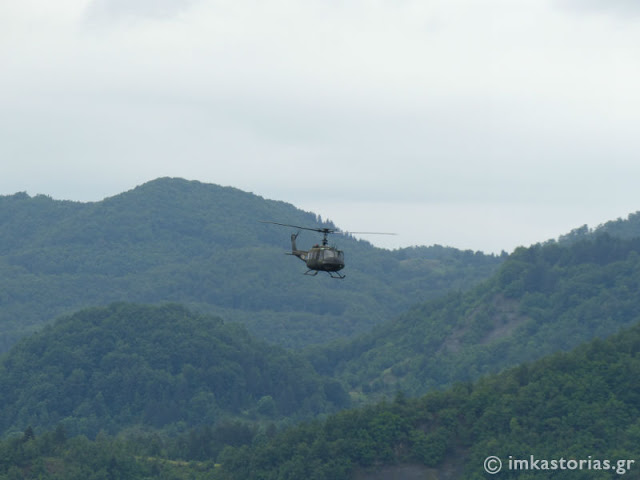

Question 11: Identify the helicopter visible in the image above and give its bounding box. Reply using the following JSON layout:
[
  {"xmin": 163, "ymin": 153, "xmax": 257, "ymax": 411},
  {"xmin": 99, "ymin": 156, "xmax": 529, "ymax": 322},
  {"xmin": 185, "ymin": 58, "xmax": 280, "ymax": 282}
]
[{"xmin": 261, "ymin": 221, "xmax": 395, "ymax": 279}]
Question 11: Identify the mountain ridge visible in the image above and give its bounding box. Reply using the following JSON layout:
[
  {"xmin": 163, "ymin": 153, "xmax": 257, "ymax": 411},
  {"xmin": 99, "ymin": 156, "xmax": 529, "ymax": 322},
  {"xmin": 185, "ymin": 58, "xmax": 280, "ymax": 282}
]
[{"xmin": 0, "ymin": 177, "xmax": 503, "ymax": 351}]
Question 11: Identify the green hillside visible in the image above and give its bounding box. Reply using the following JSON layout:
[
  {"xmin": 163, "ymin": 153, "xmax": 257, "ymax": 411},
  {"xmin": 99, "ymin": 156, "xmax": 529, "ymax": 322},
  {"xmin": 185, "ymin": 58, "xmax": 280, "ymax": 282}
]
[
  {"xmin": 0, "ymin": 177, "xmax": 503, "ymax": 352},
  {"xmin": 0, "ymin": 303, "xmax": 349, "ymax": 438},
  {"xmin": 218, "ymin": 319, "xmax": 640, "ymax": 479},
  {"xmin": 311, "ymin": 233, "xmax": 640, "ymax": 399},
  {"xmin": 5, "ymin": 309, "xmax": 637, "ymax": 479}
]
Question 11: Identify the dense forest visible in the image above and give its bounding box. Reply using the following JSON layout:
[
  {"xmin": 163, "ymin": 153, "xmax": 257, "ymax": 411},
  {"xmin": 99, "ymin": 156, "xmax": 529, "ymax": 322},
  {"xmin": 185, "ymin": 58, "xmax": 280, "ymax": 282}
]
[
  {"xmin": 217, "ymin": 320, "xmax": 640, "ymax": 479},
  {"xmin": 0, "ymin": 177, "xmax": 503, "ymax": 351},
  {"xmin": 0, "ymin": 303, "xmax": 349, "ymax": 438},
  {"xmin": 307, "ymin": 232, "xmax": 640, "ymax": 400},
  {"xmin": 2, "ymin": 316, "xmax": 639, "ymax": 479}
]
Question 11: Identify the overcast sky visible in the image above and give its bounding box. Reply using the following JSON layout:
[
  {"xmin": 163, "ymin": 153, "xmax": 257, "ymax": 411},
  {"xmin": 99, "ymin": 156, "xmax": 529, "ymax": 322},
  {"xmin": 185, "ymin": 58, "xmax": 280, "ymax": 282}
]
[{"xmin": 2, "ymin": 0, "xmax": 640, "ymax": 253}]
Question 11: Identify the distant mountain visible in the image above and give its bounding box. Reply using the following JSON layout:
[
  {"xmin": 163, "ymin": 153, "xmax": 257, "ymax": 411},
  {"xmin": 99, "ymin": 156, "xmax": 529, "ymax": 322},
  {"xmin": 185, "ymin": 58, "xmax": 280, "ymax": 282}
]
[
  {"xmin": 0, "ymin": 177, "xmax": 503, "ymax": 352},
  {"xmin": 218, "ymin": 317, "xmax": 640, "ymax": 479},
  {"xmin": 0, "ymin": 303, "xmax": 349, "ymax": 437},
  {"xmin": 310, "ymin": 233, "xmax": 640, "ymax": 399},
  {"xmin": 558, "ymin": 211, "xmax": 640, "ymax": 244}
]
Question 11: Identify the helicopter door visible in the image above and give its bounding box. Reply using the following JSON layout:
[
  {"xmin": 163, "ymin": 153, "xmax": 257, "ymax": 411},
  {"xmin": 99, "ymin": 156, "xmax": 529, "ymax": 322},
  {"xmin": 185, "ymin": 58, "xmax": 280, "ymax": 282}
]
[{"xmin": 306, "ymin": 249, "xmax": 322, "ymax": 269}]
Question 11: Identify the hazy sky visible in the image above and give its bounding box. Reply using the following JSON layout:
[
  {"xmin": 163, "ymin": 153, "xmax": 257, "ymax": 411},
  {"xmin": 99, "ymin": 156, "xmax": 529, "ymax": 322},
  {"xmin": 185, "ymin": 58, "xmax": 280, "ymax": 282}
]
[{"xmin": 2, "ymin": 0, "xmax": 640, "ymax": 253}]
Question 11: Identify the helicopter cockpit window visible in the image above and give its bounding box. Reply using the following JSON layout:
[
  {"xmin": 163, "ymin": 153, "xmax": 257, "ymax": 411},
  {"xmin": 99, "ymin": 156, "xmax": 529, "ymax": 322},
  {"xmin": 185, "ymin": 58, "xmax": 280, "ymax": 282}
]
[{"xmin": 323, "ymin": 249, "xmax": 343, "ymax": 261}]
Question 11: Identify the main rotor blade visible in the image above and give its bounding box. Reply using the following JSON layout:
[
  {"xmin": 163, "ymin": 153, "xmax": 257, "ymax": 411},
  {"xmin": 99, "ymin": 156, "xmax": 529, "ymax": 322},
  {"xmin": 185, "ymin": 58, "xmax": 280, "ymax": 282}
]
[
  {"xmin": 341, "ymin": 231, "xmax": 397, "ymax": 236},
  {"xmin": 260, "ymin": 221, "xmax": 337, "ymax": 234}
]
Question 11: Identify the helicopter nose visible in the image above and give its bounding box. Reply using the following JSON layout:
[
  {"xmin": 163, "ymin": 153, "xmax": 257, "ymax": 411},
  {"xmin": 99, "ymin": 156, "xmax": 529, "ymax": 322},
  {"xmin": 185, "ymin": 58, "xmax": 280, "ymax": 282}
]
[{"xmin": 324, "ymin": 258, "xmax": 345, "ymax": 270}]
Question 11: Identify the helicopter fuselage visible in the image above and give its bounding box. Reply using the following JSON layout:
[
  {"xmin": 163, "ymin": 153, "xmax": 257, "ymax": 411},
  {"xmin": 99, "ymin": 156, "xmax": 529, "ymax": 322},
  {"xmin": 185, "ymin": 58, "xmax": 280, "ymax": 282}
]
[
  {"xmin": 304, "ymin": 245, "xmax": 345, "ymax": 272},
  {"xmin": 289, "ymin": 233, "xmax": 345, "ymax": 277}
]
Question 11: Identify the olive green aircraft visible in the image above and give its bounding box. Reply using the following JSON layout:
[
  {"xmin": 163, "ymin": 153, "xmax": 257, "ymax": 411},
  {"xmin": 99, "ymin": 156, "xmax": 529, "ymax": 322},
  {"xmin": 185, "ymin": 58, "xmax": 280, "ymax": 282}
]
[{"xmin": 261, "ymin": 221, "xmax": 395, "ymax": 279}]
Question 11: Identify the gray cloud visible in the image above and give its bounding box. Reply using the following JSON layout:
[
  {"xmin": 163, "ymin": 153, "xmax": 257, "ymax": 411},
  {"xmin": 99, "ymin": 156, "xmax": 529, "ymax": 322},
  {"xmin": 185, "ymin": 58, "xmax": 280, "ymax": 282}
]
[
  {"xmin": 84, "ymin": 0, "xmax": 197, "ymax": 24},
  {"xmin": 558, "ymin": 0, "xmax": 640, "ymax": 16}
]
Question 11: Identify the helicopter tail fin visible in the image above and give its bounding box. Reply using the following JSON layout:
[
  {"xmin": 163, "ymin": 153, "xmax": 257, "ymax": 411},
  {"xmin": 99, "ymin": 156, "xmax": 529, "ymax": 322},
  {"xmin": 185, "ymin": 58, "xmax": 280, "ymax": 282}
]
[{"xmin": 289, "ymin": 232, "xmax": 307, "ymax": 261}]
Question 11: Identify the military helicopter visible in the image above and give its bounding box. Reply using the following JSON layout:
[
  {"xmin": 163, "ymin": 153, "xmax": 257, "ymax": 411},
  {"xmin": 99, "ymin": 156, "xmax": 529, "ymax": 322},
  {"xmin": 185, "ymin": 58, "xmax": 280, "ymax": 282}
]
[{"xmin": 261, "ymin": 221, "xmax": 395, "ymax": 278}]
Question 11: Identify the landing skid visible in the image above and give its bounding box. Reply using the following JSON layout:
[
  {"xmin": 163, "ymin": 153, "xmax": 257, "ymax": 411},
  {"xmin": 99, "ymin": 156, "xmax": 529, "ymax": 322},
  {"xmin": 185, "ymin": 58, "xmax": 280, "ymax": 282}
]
[{"xmin": 304, "ymin": 270, "xmax": 346, "ymax": 279}]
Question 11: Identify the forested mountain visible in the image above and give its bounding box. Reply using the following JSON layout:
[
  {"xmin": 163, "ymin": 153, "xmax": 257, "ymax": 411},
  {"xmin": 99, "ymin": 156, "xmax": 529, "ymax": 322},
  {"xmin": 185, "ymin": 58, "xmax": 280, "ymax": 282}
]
[
  {"xmin": 5, "ymin": 313, "xmax": 639, "ymax": 479},
  {"xmin": 0, "ymin": 177, "xmax": 503, "ymax": 352},
  {"xmin": 218, "ymin": 319, "xmax": 640, "ymax": 479},
  {"xmin": 4, "ymin": 178, "xmax": 640, "ymax": 479},
  {"xmin": 308, "ymin": 233, "xmax": 640, "ymax": 399},
  {"xmin": 558, "ymin": 211, "xmax": 640, "ymax": 244},
  {"xmin": 0, "ymin": 303, "xmax": 349, "ymax": 438}
]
